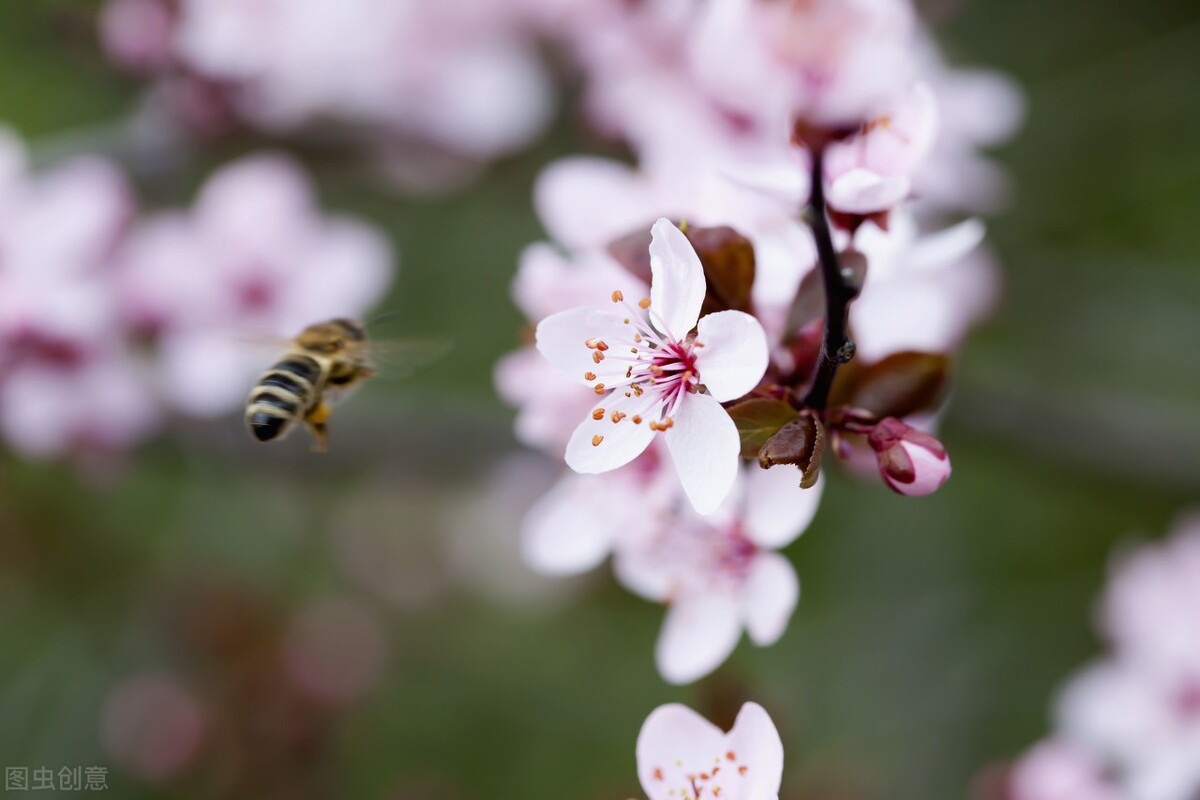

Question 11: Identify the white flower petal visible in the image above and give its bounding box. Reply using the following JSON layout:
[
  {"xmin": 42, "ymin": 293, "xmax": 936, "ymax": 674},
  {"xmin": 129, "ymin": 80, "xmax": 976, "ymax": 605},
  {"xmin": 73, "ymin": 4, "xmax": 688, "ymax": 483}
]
[
  {"xmin": 520, "ymin": 473, "xmax": 616, "ymax": 576},
  {"xmin": 741, "ymin": 553, "xmax": 800, "ymax": 647},
  {"xmin": 724, "ymin": 702, "xmax": 785, "ymax": 798},
  {"xmin": 656, "ymin": 593, "xmax": 742, "ymax": 685},
  {"xmin": 535, "ymin": 306, "xmax": 637, "ymax": 386},
  {"xmin": 827, "ymin": 169, "xmax": 910, "ymax": 214},
  {"xmin": 665, "ymin": 392, "xmax": 741, "ymax": 514},
  {"xmin": 744, "ymin": 470, "xmax": 823, "ymax": 549},
  {"xmin": 694, "ymin": 310, "xmax": 769, "ymax": 402},
  {"xmin": 649, "ymin": 218, "xmax": 706, "ymax": 340},
  {"xmin": 564, "ymin": 394, "xmax": 657, "ymax": 475},
  {"xmin": 637, "ymin": 704, "xmax": 726, "ymax": 800}
]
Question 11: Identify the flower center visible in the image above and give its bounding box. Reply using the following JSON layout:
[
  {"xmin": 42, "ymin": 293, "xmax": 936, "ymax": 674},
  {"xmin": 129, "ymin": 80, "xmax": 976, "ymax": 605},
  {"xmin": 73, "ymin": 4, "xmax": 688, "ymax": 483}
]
[
  {"xmin": 648, "ymin": 749, "xmax": 751, "ymax": 799},
  {"xmin": 581, "ymin": 291, "xmax": 701, "ymax": 436}
]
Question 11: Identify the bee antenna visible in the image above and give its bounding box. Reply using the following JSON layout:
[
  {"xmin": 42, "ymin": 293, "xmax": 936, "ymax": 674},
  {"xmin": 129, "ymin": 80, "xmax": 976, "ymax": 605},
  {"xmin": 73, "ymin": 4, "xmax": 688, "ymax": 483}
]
[{"xmin": 367, "ymin": 309, "xmax": 401, "ymax": 329}]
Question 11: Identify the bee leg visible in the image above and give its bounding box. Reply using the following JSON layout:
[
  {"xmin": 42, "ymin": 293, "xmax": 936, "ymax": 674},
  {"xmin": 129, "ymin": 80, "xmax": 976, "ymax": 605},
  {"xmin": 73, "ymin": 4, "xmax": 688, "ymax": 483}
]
[{"xmin": 304, "ymin": 402, "xmax": 332, "ymax": 453}]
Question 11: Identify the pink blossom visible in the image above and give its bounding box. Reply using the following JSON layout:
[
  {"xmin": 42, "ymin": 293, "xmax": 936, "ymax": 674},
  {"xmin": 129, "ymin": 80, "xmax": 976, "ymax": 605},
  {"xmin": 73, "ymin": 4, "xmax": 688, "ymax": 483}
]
[
  {"xmin": 849, "ymin": 213, "xmax": 997, "ymax": 362},
  {"xmin": 0, "ymin": 135, "xmax": 154, "ymax": 458},
  {"xmin": 520, "ymin": 447, "xmax": 675, "ymax": 576},
  {"xmin": 823, "ymin": 82, "xmax": 939, "ymax": 214},
  {"xmin": 1102, "ymin": 514, "xmax": 1200, "ymax": 672},
  {"xmin": 615, "ymin": 466, "xmax": 823, "ymax": 684},
  {"xmin": 106, "ymin": 0, "xmax": 554, "ymax": 162},
  {"xmin": 1012, "ymin": 514, "xmax": 1200, "ymax": 800},
  {"xmin": 532, "ymin": 157, "xmax": 817, "ymax": 343},
  {"xmin": 536, "ymin": 219, "xmax": 768, "ymax": 514},
  {"xmin": 100, "ymin": 671, "xmax": 207, "ymax": 785},
  {"xmin": 99, "ymin": 0, "xmax": 175, "ymax": 73},
  {"xmin": 1010, "ymin": 740, "xmax": 1121, "ymax": 800},
  {"xmin": 685, "ymin": 0, "xmax": 917, "ymax": 129},
  {"xmin": 496, "ymin": 242, "xmax": 649, "ymax": 455},
  {"xmin": 636, "ymin": 702, "xmax": 784, "ymax": 800}
]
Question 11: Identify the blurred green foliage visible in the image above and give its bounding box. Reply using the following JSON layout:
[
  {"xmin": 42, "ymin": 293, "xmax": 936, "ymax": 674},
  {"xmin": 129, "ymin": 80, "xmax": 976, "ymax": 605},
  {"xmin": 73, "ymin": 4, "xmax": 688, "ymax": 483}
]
[{"xmin": 1, "ymin": 1, "xmax": 1199, "ymax": 798}]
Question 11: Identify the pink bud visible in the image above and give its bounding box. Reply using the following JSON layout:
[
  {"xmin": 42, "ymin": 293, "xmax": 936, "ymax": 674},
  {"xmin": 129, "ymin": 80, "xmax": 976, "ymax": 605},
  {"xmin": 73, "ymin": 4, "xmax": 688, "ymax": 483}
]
[{"xmin": 866, "ymin": 417, "xmax": 951, "ymax": 496}]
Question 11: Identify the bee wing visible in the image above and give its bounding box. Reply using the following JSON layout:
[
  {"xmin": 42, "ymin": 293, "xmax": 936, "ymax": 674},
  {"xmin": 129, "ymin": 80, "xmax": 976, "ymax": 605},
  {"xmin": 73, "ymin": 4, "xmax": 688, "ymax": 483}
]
[
  {"xmin": 365, "ymin": 338, "xmax": 454, "ymax": 379},
  {"xmin": 225, "ymin": 331, "xmax": 299, "ymax": 359}
]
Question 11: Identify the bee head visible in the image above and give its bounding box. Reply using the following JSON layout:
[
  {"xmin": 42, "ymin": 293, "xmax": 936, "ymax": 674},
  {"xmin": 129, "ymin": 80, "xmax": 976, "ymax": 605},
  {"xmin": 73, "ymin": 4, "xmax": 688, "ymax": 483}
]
[{"xmin": 296, "ymin": 318, "xmax": 367, "ymax": 355}]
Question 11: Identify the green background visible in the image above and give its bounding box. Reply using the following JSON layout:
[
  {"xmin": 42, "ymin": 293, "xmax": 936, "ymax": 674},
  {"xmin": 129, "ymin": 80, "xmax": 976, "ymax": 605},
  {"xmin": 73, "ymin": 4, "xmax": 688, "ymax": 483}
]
[{"xmin": 1, "ymin": 1, "xmax": 1198, "ymax": 797}]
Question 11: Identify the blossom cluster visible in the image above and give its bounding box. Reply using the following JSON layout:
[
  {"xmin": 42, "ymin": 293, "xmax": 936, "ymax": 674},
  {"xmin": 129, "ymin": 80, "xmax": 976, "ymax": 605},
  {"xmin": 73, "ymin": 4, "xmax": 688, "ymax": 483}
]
[
  {"xmin": 0, "ymin": 128, "xmax": 392, "ymax": 461},
  {"xmin": 1008, "ymin": 513, "xmax": 1200, "ymax": 800},
  {"xmin": 497, "ymin": 0, "xmax": 1020, "ymax": 683},
  {"xmin": 99, "ymin": 0, "xmax": 555, "ymax": 186}
]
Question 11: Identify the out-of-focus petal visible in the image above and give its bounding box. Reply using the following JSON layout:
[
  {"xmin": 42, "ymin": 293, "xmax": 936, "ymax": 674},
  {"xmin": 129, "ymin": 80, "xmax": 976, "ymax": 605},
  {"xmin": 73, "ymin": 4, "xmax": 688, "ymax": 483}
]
[
  {"xmin": 827, "ymin": 169, "xmax": 910, "ymax": 214},
  {"xmin": 636, "ymin": 704, "xmax": 726, "ymax": 800},
  {"xmin": 744, "ymin": 470, "xmax": 823, "ymax": 549},
  {"xmin": 521, "ymin": 472, "xmax": 617, "ymax": 575},
  {"xmin": 723, "ymin": 702, "xmax": 786, "ymax": 798},
  {"xmin": 655, "ymin": 592, "xmax": 742, "ymax": 684},
  {"xmin": 741, "ymin": 553, "xmax": 800, "ymax": 646}
]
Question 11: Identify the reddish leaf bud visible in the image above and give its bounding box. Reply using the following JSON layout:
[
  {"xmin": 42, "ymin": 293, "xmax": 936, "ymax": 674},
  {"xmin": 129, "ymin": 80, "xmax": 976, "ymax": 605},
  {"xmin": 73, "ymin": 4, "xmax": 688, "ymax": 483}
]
[{"xmin": 866, "ymin": 417, "xmax": 951, "ymax": 496}]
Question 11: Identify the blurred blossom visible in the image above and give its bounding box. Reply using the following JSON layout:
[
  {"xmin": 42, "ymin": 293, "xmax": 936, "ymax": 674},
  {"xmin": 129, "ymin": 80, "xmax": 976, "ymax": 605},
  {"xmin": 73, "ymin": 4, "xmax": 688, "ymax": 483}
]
[
  {"xmin": 1009, "ymin": 513, "xmax": 1200, "ymax": 800},
  {"xmin": 521, "ymin": 443, "xmax": 821, "ymax": 683},
  {"xmin": 99, "ymin": 0, "xmax": 175, "ymax": 73},
  {"xmin": 1009, "ymin": 741, "xmax": 1121, "ymax": 800},
  {"xmin": 114, "ymin": 152, "xmax": 393, "ymax": 416},
  {"xmin": 100, "ymin": 671, "xmax": 207, "ymax": 785},
  {"xmin": 636, "ymin": 701, "xmax": 784, "ymax": 800},
  {"xmin": 0, "ymin": 130, "xmax": 155, "ymax": 459},
  {"xmin": 99, "ymin": 0, "xmax": 555, "ymax": 179},
  {"xmin": 621, "ymin": 468, "xmax": 823, "ymax": 685},
  {"xmin": 0, "ymin": 125, "xmax": 393, "ymax": 462},
  {"xmin": 443, "ymin": 454, "xmax": 584, "ymax": 609},
  {"xmin": 848, "ymin": 213, "xmax": 996, "ymax": 363},
  {"xmin": 282, "ymin": 596, "xmax": 388, "ymax": 707}
]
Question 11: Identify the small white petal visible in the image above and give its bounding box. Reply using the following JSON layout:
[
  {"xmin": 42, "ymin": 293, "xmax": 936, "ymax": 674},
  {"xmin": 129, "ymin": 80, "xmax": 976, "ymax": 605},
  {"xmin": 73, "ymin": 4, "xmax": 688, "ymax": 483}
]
[
  {"xmin": 636, "ymin": 704, "xmax": 726, "ymax": 800},
  {"xmin": 744, "ymin": 470, "xmax": 823, "ymax": 549},
  {"xmin": 535, "ymin": 306, "xmax": 636, "ymax": 386},
  {"xmin": 694, "ymin": 310, "xmax": 769, "ymax": 402},
  {"xmin": 656, "ymin": 593, "xmax": 742, "ymax": 685},
  {"xmin": 741, "ymin": 553, "xmax": 800, "ymax": 647},
  {"xmin": 827, "ymin": 169, "xmax": 910, "ymax": 214},
  {"xmin": 724, "ymin": 702, "xmax": 786, "ymax": 798},
  {"xmin": 665, "ymin": 392, "xmax": 741, "ymax": 514},
  {"xmin": 520, "ymin": 473, "xmax": 616, "ymax": 576},
  {"xmin": 564, "ymin": 395, "xmax": 658, "ymax": 475},
  {"xmin": 649, "ymin": 218, "xmax": 706, "ymax": 340}
]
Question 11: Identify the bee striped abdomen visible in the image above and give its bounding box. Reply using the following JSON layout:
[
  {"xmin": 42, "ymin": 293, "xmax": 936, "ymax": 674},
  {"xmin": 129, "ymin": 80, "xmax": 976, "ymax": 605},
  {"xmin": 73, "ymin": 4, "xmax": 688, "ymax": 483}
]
[{"xmin": 245, "ymin": 355, "xmax": 324, "ymax": 443}]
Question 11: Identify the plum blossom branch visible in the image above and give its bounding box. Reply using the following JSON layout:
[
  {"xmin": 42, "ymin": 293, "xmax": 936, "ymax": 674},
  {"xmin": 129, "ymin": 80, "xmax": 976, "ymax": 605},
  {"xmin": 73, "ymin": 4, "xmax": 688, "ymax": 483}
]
[{"xmin": 802, "ymin": 146, "xmax": 859, "ymax": 411}]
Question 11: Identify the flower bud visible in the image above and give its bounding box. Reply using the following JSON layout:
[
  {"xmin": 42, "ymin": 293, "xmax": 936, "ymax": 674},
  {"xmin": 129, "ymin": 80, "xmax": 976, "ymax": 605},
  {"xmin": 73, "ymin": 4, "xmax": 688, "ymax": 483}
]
[{"xmin": 866, "ymin": 417, "xmax": 950, "ymax": 496}]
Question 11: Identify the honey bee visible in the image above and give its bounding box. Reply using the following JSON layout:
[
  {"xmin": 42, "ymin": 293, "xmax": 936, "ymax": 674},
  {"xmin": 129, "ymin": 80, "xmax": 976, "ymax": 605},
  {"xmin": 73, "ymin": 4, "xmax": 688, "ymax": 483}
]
[{"xmin": 244, "ymin": 318, "xmax": 377, "ymax": 452}]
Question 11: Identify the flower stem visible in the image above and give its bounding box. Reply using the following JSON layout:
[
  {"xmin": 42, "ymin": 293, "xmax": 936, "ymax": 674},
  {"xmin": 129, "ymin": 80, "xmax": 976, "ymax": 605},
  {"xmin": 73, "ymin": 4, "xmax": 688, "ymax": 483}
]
[{"xmin": 802, "ymin": 146, "xmax": 857, "ymax": 410}]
